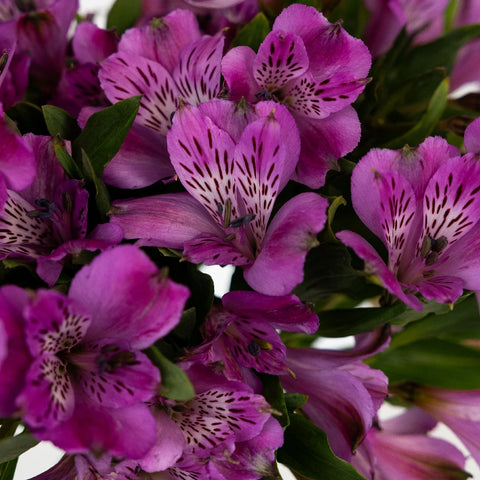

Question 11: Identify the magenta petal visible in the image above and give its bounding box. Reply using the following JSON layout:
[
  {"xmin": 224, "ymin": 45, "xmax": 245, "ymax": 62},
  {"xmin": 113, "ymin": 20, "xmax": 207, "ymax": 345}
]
[
  {"xmin": 411, "ymin": 275, "xmax": 464, "ymax": 304},
  {"xmin": 293, "ymin": 106, "xmax": 361, "ymax": 189},
  {"xmin": 72, "ymin": 22, "xmax": 118, "ymax": 64},
  {"xmin": 382, "ymin": 408, "xmax": 437, "ymax": 435},
  {"xmin": 69, "ymin": 245, "xmax": 190, "ymax": 349},
  {"xmin": 36, "ymin": 388, "xmax": 157, "ymax": 459},
  {"xmin": 0, "ymin": 286, "xmax": 31, "ymax": 417},
  {"xmin": 173, "ymin": 33, "xmax": 224, "ymax": 105},
  {"xmin": 140, "ymin": 411, "xmax": 185, "ymax": 472},
  {"xmin": 222, "ymin": 46, "xmax": 258, "ymax": 103},
  {"xmin": 337, "ymin": 230, "xmax": 423, "ymax": 310},
  {"xmin": 253, "ymin": 31, "xmax": 309, "ymax": 91},
  {"xmin": 244, "ymin": 192, "xmax": 328, "ymax": 295},
  {"xmin": 110, "ymin": 193, "xmax": 222, "ymax": 248},
  {"xmin": 99, "ymin": 52, "xmax": 178, "ymax": 135},
  {"xmin": 464, "ymin": 117, "xmax": 480, "ymax": 154},
  {"xmin": 222, "ymin": 291, "xmax": 318, "ymax": 333}
]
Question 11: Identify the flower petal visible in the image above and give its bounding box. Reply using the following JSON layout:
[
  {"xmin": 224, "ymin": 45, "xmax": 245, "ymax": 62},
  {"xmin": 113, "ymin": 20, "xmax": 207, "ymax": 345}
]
[{"xmin": 222, "ymin": 46, "xmax": 258, "ymax": 103}]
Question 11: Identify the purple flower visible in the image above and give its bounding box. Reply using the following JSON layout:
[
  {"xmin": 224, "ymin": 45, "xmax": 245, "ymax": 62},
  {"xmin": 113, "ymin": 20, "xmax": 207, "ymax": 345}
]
[
  {"xmin": 352, "ymin": 408, "xmax": 468, "ymax": 480},
  {"xmin": 97, "ymin": 9, "xmax": 224, "ymax": 189},
  {"xmin": 14, "ymin": 245, "xmax": 190, "ymax": 459},
  {"xmin": 187, "ymin": 290, "xmax": 318, "ymax": 382},
  {"xmin": 110, "ymin": 99, "xmax": 328, "ymax": 295},
  {"xmin": 364, "ymin": 0, "xmax": 449, "ymax": 57},
  {"xmin": 0, "ymin": 134, "xmax": 122, "ymax": 285},
  {"xmin": 337, "ymin": 136, "xmax": 480, "ymax": 310},
  {"xmin": 222, "ymin": 3, "xmax": 371, "ymax": 188},
  {"xmin": 281, "ymin": 329, "xmax": 390, "ymax": 461}
]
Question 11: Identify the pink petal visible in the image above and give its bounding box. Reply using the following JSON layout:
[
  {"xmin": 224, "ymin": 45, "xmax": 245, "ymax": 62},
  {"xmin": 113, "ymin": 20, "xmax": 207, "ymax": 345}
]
[
  {"xmin": 244, "ymin": 192, "xmax": 327, "ymax": 296},
  {"xmin": 222, "ymin": 46, "xmax": 258, "ymax": 103},
  {"xmin": 69, "ymin": 245, "xmax": 190, "ymax": 349},
  {"xmin": 72, "ymin": 21, "xmax": 118, "ymax": 64},
  {"xmin": 464, "ymin": 116, "xmax": 480, "ymax": 154}
]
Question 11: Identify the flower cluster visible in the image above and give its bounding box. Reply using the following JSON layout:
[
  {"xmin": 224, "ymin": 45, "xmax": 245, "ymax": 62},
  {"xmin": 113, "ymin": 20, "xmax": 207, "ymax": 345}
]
[{"xmin": 2, "ymin": 1, "xmax": 480, "ymax": 479}]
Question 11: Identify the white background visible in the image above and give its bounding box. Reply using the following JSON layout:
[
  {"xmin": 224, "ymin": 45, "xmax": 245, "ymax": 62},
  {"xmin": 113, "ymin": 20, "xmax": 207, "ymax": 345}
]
[{"xmin": 10, "ymin": 0, "xmax": 480, "ymax": 478}]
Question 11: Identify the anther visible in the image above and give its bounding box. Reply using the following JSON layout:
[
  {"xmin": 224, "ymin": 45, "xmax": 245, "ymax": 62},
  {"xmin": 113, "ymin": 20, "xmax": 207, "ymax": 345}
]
[
  {"xmin": 27, "ymin": 199, "xmax": 56, "ymax": 218},
  {"xmin": 229, "ymin": 214, "xmax": 256, "ymax": 228},
  {"xmin": 223, "ymin": 198, "xmax": 232, "ymax": 228}
]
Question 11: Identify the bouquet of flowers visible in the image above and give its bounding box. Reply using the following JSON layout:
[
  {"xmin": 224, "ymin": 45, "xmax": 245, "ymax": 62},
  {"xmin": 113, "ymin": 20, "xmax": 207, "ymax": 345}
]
[{"xmin": 2, "ymin": 0, "xmax": 480, "ymax": 478}]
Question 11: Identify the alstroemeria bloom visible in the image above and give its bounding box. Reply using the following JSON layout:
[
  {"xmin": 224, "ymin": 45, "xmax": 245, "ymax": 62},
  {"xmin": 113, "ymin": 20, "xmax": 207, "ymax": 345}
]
[
  {"xmin": 187, "ymin": 290, "xmax": 318, "ymax": 382},
  {"xmin": 364, "ymin": 0, "xmax": 449, "ymax": 57},
  {"xmin": 281, "ymin": 328, "xmax": 390, "ymax": 461},
  {"xmin": 393, "ymin": 382, "xmax": 480, "ymax": 469},
  {"xmin": 222, "ymin": 3, "xmax": 371, "ymax": 188},
  {"xmin": 110, "ymin": 99, "xmax": 328, "ymax": 295},
  {"xmin": 337, "ymin": 136, "xmax": 480, "ymax": 310},
  {"xmin": 15, "ymin": 245, "xmax": 190, "ymax": 459},
  {"xmin": 98, "ymin": 9, "xmax": 224, "ymax": 188},
  {"xmin": 352, "ymin": 408, "xmax": 469, "ymax": 479},
  {"xmin": 0, "ymin": 134, "xmax": 122, "ymax": 285}
]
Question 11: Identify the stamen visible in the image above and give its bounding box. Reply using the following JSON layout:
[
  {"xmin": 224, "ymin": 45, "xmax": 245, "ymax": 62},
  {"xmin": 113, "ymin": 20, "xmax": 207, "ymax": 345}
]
[
  {"xmin": 96, "ymin": 350, "xmax": 138, "ymax": 374},
  {"xmin": 255, "ymin": 90, "xmax": 272, "ymax": 101},
  {"xmin": 216, "ymin": 201, "xmax": 223, "ymax": 216},
  {"xmin": 425, "ymin": 251, "xmax": 439, "ymax": 266},
  {"xmin": 247, "ymin": 341, "xmax": 261, "ymax": 356},
  {"xmin": 229, "ymin": 214, "xmax": 256, "ymax": 228},
  {"xmin": 420, "ymin": 236, "xmax": 432, "ymax": 258},
  {"xmin": 62, "ymin": 192, "xmax": 73, "ymax": 213},
  {"xmin": 0, "ymin": 52, "xmax": 8, "ymax": 73},
  {"xmin": 223, "ymin": 198, "xmax": 232, "ymax": 228},
  {"xmin": 26, "ymin": 199, "xmax": 56, "ymax": 218},
  {"xmin": 430, "ymin": 236, "xmax": 448, "ymax": 253}
]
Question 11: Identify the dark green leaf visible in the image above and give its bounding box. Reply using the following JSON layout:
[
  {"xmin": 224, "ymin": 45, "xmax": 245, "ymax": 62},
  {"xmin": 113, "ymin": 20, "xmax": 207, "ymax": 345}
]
[
  {"xmin": 172, "ymin": 307, "xmax": 197, "ymax": 343},
  {"xmin": 383, "ymin": 78, "xmax": 449, "ymax": 148},
  {"xmin": 231, "ymin": 13, "xmax": 270, "ymax": 51},
  {"xmin": 370, "ymin": 338, "xmax": 480, "ymax": 389},
  {"xmin": 53, "ymin": 143, "xmax": 83, "ymax": 179},
  {"xmin": 146, "ymin": 346, "xmax": 195, "ymax": 401},
  {"xmin": 73, "ymin": 96, "xmax": 141, "ymax": 176},
  {"xmin": 107, "ymin": 0, "xmax": 142, "ymax": 35},
  {"xmin": 42, "ymin": 105, "xmax": 81, "ymax": 140},
  {"xmin": 0, "ymin": 458, "xmax": 17, "ymax": 480},
  {"xmin": 79, "ymin": 149, "xmax": 111, "ymax": 221},
  {"xmin": 317, "ymin": 303, "xmax": 407, "ymax": 337},
  {"xmin": 284, "ymin": 393, "xmax": 308, "ymax": 411},
  {"xmin": 277, "ymin": 414, "xmax": 367, "ymax": 480},
  {"xmin": 259, "ymin": 374, "xmax": 289, "ymax": 428},
  {"xmin": 6, "ymin": 102, "xmax": 47, "ymax": 135},
  {"xmin": 0, "ymin": 434, "xmax": 38, "ymax": 464}
]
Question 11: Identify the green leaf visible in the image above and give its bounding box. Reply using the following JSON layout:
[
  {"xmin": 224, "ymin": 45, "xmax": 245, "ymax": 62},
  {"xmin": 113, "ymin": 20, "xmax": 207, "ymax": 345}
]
[
  {"xmin": 383, "ymin": 77, "xmax": 449, "ymax": 148},
  {"xmin": 370, "ymin": 338, "xmax": 480, "ymax": 389},
  {"xmin": 73, "ymin": 96, "xmax": 141, "ymax": 176},
  {"xmin": 107, "ymin": 0, "xmax": 142, "ymax": 35},
  {"xmin": 0, "ymin": 434, "xmax": 38, "ymax": 464},
  {"xmin": 79, "ymin": 149, "xmax": 111, "ymax": 221},
  {"xmin": 6, "ymin": 102, "xmax": 47, "ymax": 135},
  {"xmin": 284, "ymin": 393, "xmax": 308, "ymax": 411},
  {"xmin": 231, "ymin": 13, "xmax": 270, "ymax": 51},
  {"xmin": 146, "ymin": 346, "xmax": 195, "ymax": 401},
  {"xmin": 53, "ymin": 143, "xmax": 83, "ymax": 179},
  {"xmin": 259, "ymin": 374, "xmax": 289, "ymax": 428},
  {"xmin": 0, "ymin": 459, "xmax": 17, "ymax": 480},
  {"xmin": 277, "ymin": 414, "xmax": 367, "ymax": 480},
  {"xmin": 42, "ymin": 105, "xmax": 81, "ymax": 140},
  {"xmin": 317, "ymin": 303, "xmax": 407, "ymax": 337}
]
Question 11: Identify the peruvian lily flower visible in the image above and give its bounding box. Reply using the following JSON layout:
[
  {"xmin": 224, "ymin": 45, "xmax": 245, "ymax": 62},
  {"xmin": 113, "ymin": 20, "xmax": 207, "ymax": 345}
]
[
  {"xmin": 110, "ymin": 99, "xmax": 328, "ymax": 295},
  {"xmin": 364, "ymin": 0, "xmax": 449, "ymax": 57},
  {"xmin": 187, "ymin": 290, "xmax": 318, "ymax": 382},
  {"xmin": 14, "ymin": 245, "xmax": 190, "ymax": 459},
  {"xmin": 352, "ymin": 408, "xmax": 469, "ymax": 480},
  {"xmin": 97, "ymin": 9, "xmax": 224, "ymax": 188},
  {"xmin": 222, "ymin": 3, "xmax": 371, "ymax": 188},
  {"xmin": 337, "ymin": 136, "xmax": 480, "ymax": 310},
  {"xmin": 0, "ymin": 134, "xmax": 122, "ymax": 286},
  {"xmin": 393, "ymin": 382, "xmax": 480, "ymax": 470},
  {"xmin": 281, "ymin": 328, "xmax": 390, "ymax": 461}
]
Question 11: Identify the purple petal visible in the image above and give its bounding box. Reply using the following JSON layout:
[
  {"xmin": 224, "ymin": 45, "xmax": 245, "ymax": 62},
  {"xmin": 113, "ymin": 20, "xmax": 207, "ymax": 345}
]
[
  {"xmin": 253, "ymin": 31, "xmax": 309, "ymax": 91},
  {"xmin": 140, "ymin": 411, "xmax": 185, "ymax": 472},
  {"xmin": 464, "ymin": 116, "xmax": 480, "ymax": 154},
  {"xmin": 77, "ymin": 344, "xmax": 159, "ymax": 408},
  {"xmin": 72, "ymin": 21, "xmax": 118, "ymax": 64},
  {"xmin": 411, "ymin": 275, "xmax": 464, "ymax": 304},
  {"xmin": 167, "ymin": 103, "xmax": 239, "ymax": 226},
  {"xmin": 25, "ymin": 289, "xmax": 91, "ymax": 357},
  {"xmin": 222, "ymin": 46, "xmax": 258, "ymax": 103},
  {"xmin": 118, "ymin": 10, "xmax": 201, "ymax": 72},
  {"xmin": 110, "ymin": 193, "xmax": 222, "ymax": 248},
  {"xmin": 293, "ymin": 106, "xmax": 361, "ymax": 188},
  {"xmin": 233, "ymin": 111, "xmax": 287, "ymax": 245},
  {"xmin": 244, "ymin": 192, "xmax": 328, "ymax": 295},
  {"xmin": 336, "ymin": 230, "xmax": 423, "ymax": 310},
  {"xmin": 18, "ymin": 355, "xmax": 75, "ymax": 428},
  {"xmin": 184, "ymin": 232, "xmax": 251, "ymax": 266},
  {"xmin": 99, "ymin": 51, "xmax": 178, "ymax": 135},
  {"xmin": 173, "ymin": 33, "xmax": 224, "ymax": 105},
  {"xmin": 69, "ymin": 245, "xmax": 190, "ymax": 349},
  {"xmin": 451, "ymin": 39, "xmax": 480, "ymax": 96},
  {"xmin": 222, "ymin": 291, "xmax": 318, "ymax": 333},
  {"xmin": 0, "ymin": 285, "xmax": 32, "ymax": 417},
  {"xmin": 382, "ymin": 408, "xmax": 437, "ymax": 435}
]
